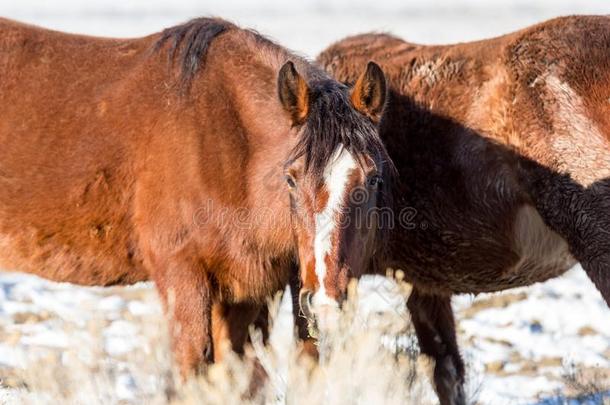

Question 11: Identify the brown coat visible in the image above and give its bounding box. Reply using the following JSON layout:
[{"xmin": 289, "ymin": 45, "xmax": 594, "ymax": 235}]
[{"xmin": 0, "ymin": 16, "xmax": 387, "ymax": 375}]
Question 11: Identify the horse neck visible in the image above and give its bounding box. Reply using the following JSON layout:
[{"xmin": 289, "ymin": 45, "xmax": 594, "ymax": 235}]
[{"xmin": 192, "ymin": 55, "xmax": 297, "ymax": 254}]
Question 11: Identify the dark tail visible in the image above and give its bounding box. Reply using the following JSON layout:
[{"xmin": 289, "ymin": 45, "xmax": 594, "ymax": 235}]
[
  {"xmin": 517, "ymin": 158, "xmax": 610, "ymax": 308},
  {"xmin": 583, "ymin": 256, "xmax": 610, "ymax": 307}
]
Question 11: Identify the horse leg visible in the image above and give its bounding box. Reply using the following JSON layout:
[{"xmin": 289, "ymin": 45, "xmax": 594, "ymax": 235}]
[
  {"xmin": 151, "ymin": 256, "xmax": 214, "ymax": 378},
  {"xmin": 251, "ymin": 303, "xmax": 270, "ymax": 345},
  {"xmin": 212, "ymin": 301, "xmax": 270, "ymax": 398},
  {"xmin": 211, "ymin": 301, "xmax": 264, "ymax": 362},
  {"xmin": 407, "ymin": 288, "xmax": 465, "ymax": 405}
]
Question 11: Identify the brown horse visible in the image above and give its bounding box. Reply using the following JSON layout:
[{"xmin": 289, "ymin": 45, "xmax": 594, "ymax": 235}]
[
  {"xmin": 314, "ymin": 15, "xmax": 610, "ymax": 405},
  {"xmin": 0, "ymin": 17, "xmax": 392, "ymax": 376}
]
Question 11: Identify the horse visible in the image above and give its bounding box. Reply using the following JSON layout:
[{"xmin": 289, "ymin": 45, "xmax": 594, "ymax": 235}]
[
  {"xmin": 0, "ymin": 17, "xmax": 392, "ymax": 377},
  {"xmin": 312, "ymin": 15, "xmax": 610, "ymax": 405}
]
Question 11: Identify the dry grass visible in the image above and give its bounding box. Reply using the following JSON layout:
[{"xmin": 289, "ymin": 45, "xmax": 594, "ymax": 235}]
[
  {"xmin": 4, "ymin": 280, "xmax": 441, "ymax": 405},
  {"xmin": 2, "ymin": 277, "xmax": 608, "ymax": 405},
  {"xmin": 559, "ymin": 363, "xmax": 610, "ymax": 405}
]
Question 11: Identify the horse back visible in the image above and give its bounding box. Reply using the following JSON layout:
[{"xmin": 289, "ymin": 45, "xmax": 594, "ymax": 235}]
[
  {"xmin": 0, "ymin": 19, "xmax": 160, "ymax": 285},
  {"xmin": 323, "ymin": 16, "xmax": 610, "ymax": 181},
  {"xmin": 505, "ymin": 15, "xmax": 610, "ymax": 186}
]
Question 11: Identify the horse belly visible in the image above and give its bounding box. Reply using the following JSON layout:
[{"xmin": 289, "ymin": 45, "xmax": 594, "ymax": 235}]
[
  {"xmin": 404, "ymin": 204, "xmax": 576, "ymax": 294},
  {"xmin": 0, "ymin": 219, "xmax": 147, "ymax": 286},
  {"xmin": 212, "ymin": 254, "xmax": 291, "ymax": 304},
  {"xmin": 504, "ymin": 204, "xmax": 577, "ymax": 284}
]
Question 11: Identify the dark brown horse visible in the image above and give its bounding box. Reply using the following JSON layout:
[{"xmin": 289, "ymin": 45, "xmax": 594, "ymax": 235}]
[
  {"xmin": 0, "ymin": 17, "xmax": 391, "ymax": 376},
  {"xmin": 313, "ymin": 15, "xmax": 610, "ymax": 405}
]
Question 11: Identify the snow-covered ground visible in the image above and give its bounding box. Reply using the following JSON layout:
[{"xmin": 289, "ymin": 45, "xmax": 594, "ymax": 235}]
[
  {"xmin": 0, "ymin": 1, "xmax": 609, "ymax": 404},
  {"xmin": 0, "ymin": 269, "xmax": 608, "ymax": 404},
  {"xmin": 453, "ymin": 267, "xmax": 610, "ymax": 404}
]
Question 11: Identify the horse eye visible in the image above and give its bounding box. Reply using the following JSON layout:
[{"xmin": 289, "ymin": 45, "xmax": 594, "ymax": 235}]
[
  {"xmin": 367, "ymin": 175, "xmax": 382, "ymax": 187},
  {"xmin": 285, "ymin": 175, "xmax": 296, "ymax": 189}
]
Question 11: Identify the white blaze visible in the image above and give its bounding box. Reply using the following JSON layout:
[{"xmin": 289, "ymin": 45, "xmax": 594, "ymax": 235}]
[{"xmin": 312, "ymin": 145, "xmax": 357, "ymax": 313}]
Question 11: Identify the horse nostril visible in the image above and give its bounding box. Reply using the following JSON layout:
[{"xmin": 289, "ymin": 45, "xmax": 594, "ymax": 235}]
[
  {"xmin": 299, "ymin": 289, "xmax": 314, "ymax": 319},
  {"xmin": 298, "ymin": 289, "xmax": 319, "ymax": 339}
]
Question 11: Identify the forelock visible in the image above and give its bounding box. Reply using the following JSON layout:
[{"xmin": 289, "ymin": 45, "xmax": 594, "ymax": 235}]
[{"xmin": 289, "ymin": 80, "xmax": 387, "ymax": 182}]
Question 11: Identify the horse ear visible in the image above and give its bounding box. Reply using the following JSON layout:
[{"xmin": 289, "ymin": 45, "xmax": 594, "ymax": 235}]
[
  {"xmin": 278, "ymin": 61, "xmax": 310, "ymax": 126},
  {"xmin": 350, "ymin": 61, "xmax": 386, "ymax": 123}
]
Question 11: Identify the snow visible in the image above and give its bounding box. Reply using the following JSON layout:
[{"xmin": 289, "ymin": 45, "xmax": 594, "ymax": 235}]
[
  {"xmin": 0, "ymin": 345, "xmax": 21, "ymax": 368},
  {"xmin": 20, "ymin": 329, "xmax": 70, "ymax": 349},
  {"xmin": 0, "ymin": 1, "xmax": 610, "ymax": 404},
  {"xmin": 452, "ymin": 267, "xmax": 610, "ymax": 403},
  {"xmin": 127, "ymin": 300, "xmax": 155, "ymax": 317},
  {"xmin": 1, "ymin": 270, "xmax": 603, "ymax": 403},
  {"xmin": 104, "ymin": 320, "xmax": 140, "ymax": 357}
]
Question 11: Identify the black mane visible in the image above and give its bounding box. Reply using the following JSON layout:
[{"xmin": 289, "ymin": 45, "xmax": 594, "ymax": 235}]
[{"xmin": 155, "ymin": 17, "xmax": 233, "ymax": 87}]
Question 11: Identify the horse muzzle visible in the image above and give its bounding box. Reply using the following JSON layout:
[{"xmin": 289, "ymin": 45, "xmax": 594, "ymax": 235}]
[
  {"xmin": 299, "ymin": 289, "xmax": 319, "ymax": 338},
  {"xmin": 299, "ymin": 289, "xmax": 341, "ymax": 337}
]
